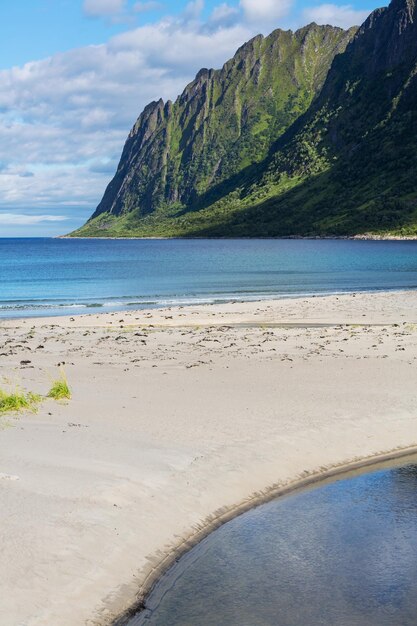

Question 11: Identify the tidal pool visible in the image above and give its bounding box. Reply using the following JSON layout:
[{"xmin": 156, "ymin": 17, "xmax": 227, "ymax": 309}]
[{"xmin": 128, "ymin": 458, "xmax": 417, "ymax": 626}]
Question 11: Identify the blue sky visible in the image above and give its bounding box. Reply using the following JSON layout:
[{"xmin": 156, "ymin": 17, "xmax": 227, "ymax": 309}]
[{"xmin": 0, "ymin": 0, "xmax": 376, "ymax": 236}]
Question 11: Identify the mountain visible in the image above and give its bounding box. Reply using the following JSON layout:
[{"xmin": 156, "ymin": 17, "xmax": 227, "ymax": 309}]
[
  {"xmin": 72, "ymin": 0, "xmax": 417, "ymax": 238},
  {"xmin": 229, "ymin": 0, "xmax": 417, "ymax": 237},
  {"xmin": 72, "ymin": 24, "xmax": 355, "ymax": 236}
]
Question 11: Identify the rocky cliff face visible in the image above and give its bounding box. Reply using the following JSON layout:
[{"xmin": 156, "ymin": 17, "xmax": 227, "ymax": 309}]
[
  {"xmin": 86, "ymin": 24, "xmax": 355, "ymax": 222},
  {"xmin": 252, "ymin": 0, "xmax": 417, "ymax": 235},
  {"xmin": 74, "ymin": 0, "xmax": 417, "ymax": 237},
  {"xmin": 302, "ymin": 0, "xmax": 417, "ymax": 150}
]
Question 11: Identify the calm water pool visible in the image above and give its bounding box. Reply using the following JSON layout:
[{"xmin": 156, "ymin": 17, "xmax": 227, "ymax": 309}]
[{"xmin": 128, "ymin": 458, "xmax": 417, "ymax": 626}]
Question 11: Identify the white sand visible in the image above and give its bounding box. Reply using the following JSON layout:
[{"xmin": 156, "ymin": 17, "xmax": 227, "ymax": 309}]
[{"xmin": 1, "ymin": 290, "xmax": 417, "ymax": 626}]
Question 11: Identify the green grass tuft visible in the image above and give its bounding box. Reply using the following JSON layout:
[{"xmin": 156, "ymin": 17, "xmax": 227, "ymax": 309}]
[
  {"xmin": 47, "ymin": 372, "xmax": 71, "ymax": 401},
  {"xmin": 0, "ymin": 388, "xmax": 41, "ymax": 414}
]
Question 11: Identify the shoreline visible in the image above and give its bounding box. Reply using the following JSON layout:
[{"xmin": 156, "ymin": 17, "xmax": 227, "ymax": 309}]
[
  {"xmin": 2, "ymin": 285, "xmax": 417, "ymax": 323},
  {"xmin": 115, "ymin": 445, "xmax": 417, "ymax": 626},
  {"xmin": 2, "ymin": 287, "xmax": 417, "ymax": 328},
  {"xmin": 1, "ymin": 289, "xmax": 417, "ymax": 626},
  {"xmin": 58, "ymin": 234, "xmax": 417, "ymax": 240}
]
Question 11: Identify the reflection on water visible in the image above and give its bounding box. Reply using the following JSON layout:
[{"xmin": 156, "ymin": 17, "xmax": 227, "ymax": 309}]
[{"xmin": 129, "ymin": 460, "xmax": 417, "ymax": 626}]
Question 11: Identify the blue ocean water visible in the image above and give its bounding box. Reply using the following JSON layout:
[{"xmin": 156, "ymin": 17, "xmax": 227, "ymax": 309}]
[{"xmin": 1, "ymin": 237, "xmax": 417, "ymax": 318}]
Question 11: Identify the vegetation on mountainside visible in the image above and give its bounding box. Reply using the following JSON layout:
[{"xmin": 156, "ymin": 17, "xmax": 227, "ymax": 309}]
[
  {"xmin": 72, "ymin": 0, "xmax": 417, "ymax": 238},
  {"xmin": 72, "ymin": 24, "xmax": 354, "ymax": 236}
]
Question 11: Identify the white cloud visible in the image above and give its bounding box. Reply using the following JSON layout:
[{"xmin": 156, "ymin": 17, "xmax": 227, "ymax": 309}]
[
  {"xmin": 0, "ymin": 164, "xmax": 34, "ymax": 178},
  {"xmin": 302, "ymin": 3, "xmax": 369, "ymax": 28},
  {"xmin": 210, "ymin": 3, "xmax": 240, "ymax": 25},
  {"xmin": 183, "ymin": 0, "xmax": 205, "ymax": 21},
  {"xmin": 83, "ymin": 0, "xmax": 126, "ymax": 17},
  {"xmin": 0, "ymin": 213, "xmax": 68, "ymax": 225},
  {"xmin": 0, "ymin": 9, "xmax": 255, "ymax": 213},
  {"xmin": 0, "ymin": 0, "xmax": 371, "ymax": 222},
  {"xmin": 240, "ymin": 0, "xmax": 294, "ymax": 25},
  {"xmin": 133, "ymin": 1, "xmax": 163, "ymax": 12}
]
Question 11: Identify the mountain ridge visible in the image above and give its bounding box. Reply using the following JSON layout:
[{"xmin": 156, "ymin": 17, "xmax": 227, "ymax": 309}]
[
  {"xmin": 89, "ymin": 22, "xmax": 354, "ymax": 221},
  {"xmin": 72, "ymin": 0, "xmax": 417, "ymax": 238}
]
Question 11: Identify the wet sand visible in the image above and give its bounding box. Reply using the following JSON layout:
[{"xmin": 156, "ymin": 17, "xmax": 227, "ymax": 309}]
[{"xmin": 1, "ymin": 290, "xmax": 417, "ymax": 625}]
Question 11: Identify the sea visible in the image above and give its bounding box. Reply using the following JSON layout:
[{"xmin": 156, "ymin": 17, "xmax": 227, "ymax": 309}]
[{"xmin": 1, "ymin": 237, "xmax": 417, "ymax": 318}]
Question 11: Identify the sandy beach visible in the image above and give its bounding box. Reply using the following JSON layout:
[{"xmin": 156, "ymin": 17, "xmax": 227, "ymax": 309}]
[{"xmin": 1, "ymin": 290, "xmax": 417, "ymax": 626}]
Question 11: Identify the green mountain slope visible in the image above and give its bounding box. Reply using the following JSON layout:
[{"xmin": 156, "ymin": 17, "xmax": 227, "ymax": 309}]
[
  {"xmin": 72, "ymin": 24, "xmax": 355, "ymax": 237},
  {"xmin": 205, "ymin": 0, "xmax": 417, "ymax": 237},
  {"xmin": 73, "ymin": 0, "xmax": 417, "ymax": 238}
]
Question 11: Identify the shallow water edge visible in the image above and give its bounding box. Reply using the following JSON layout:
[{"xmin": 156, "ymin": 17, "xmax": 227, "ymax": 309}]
[
  {"xmin": 111, "ymin": 445, "xmax": 417, "ymax": 626},
  {"xmin": 3, "ymin": 238, "xmax": 417, "ymax": 319}
]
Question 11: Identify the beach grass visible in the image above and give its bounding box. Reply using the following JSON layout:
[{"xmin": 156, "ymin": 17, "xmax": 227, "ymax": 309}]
[
  {"xmin": 0, "ymin": 388, "xmax": 42, "ymax": 414},
  {"xmin": 47, "ymin": 371, "xmax": 71, "ymax": 401}
]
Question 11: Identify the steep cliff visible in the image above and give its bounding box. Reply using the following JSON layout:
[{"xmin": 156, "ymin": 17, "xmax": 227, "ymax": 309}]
[
  {"xmin": 73, "ymin": 0, "xmax": 417, "ymax": 237},
  {"xmin": 74, "ymin": 24, "xmax": 355, "ymax": 235}
]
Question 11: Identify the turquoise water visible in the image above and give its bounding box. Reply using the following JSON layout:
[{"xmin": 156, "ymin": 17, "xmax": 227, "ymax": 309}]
[
  {"xmin": 1, "ymin": 238, "xmax": 417, "ymax": 317},
  {"xmin": 129, "ymin": 460, "xmax": 417, "ymax": 626}
]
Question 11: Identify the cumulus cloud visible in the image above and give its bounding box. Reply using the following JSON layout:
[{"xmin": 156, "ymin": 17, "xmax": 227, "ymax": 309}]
[
  {"xmin": 83, "ymin": 0, "xmax": 126, "ymax": 17},
  {"xmin": 210, "ymin": 3, "xmax": 240, "ymax": 26},
  {"xmin": 302, "ymin": 3, "xmax": 370, "ymax": 28},
  {"xmin": 0, "ymin": 0, "xmax": 372, "ymax": 223},
  {"xmin": 0, "ymin": 213, "xmax": 68, "ymax": 225},
  {"xmin": 240, "ymin": 0, "xmax": 294, "ymax": 26},
  {"xmin": 0, "ymin": 8, "xmax": 255, "ymax": 214}
]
